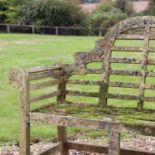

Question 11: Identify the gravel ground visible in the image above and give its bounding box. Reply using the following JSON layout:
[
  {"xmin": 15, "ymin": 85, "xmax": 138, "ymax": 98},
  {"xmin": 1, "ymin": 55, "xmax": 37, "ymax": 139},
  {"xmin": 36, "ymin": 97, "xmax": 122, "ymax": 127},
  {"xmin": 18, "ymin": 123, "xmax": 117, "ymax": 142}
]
[{"xmin": 1, "ymin": 134, "xmax": 155, "ymax": 155}]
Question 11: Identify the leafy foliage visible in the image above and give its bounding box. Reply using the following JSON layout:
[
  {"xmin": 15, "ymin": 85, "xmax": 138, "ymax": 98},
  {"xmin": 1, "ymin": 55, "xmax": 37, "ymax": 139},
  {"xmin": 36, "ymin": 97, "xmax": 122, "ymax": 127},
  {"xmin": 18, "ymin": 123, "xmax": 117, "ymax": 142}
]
[
  {"xmin": 88, "ymin": 1, "xmax": 127, "ymax": 30},
  {"xmin": 0, "ymin": 0, "xmax": 9, "ymax": 23},
  {"xmin": 4, "ymin": 0, "xmax": 28, "ymax": 23},
  {"xmin": 16, "ymin": 0, "xmax": 86, "ymax": 26}
]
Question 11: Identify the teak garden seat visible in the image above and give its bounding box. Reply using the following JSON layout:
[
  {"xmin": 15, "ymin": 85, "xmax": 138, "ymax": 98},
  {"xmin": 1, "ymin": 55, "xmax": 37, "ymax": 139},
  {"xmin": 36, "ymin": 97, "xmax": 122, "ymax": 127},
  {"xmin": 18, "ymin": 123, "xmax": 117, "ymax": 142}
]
[{"xmin": 9, "ymin": 16, "xmax": 155, "ymax": 155}]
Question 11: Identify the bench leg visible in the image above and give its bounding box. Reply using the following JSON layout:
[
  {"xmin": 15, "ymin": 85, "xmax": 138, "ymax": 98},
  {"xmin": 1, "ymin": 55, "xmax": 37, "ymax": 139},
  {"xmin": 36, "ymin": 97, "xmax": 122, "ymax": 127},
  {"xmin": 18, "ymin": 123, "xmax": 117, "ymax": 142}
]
[
  {"xmin": 108, "ymin": 128, "xmax": 120, "ymax": 155},
  {"xmin": 57, "ymin": 126, "xmax": 69, "ymax": 155},
  {"xmin": 19, "ymin": 118, "xmax": 30, "ymax": 155},
  {"xmin": 19, "ymin": 72, "xmax": 31, "ymax": 155}
]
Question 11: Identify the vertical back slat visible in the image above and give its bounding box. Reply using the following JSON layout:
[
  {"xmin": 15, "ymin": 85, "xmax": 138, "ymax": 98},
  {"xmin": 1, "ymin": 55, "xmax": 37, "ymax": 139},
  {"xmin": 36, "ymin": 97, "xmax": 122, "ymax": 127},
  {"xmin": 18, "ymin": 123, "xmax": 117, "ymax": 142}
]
[
  {"xmin": 137, "ymin": 25, "xmax": 150, "ymax": 111},
  {"xmin": 99, "ymin": 46, "xmax": 113, "ymax": 106}
]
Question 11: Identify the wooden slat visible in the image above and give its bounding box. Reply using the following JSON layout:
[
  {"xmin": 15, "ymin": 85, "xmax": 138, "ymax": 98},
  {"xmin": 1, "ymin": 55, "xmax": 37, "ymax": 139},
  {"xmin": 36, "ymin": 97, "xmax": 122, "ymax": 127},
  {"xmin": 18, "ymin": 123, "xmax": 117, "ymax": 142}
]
[
  {"xmin": 30, "ymin": 80, "xmax": 58, "ymax": 90},
  {"xmin": 67, "ymin": 141, "xmax": 107, "ymax": 153},
  {"xmin": 67, "ymin": 141, "xmax": 155, "ymax": 155},
  {"xmin": 87, "ymin": 69, "xmax": 102, "ymax": 74},
  {"xmin": 110, "ymin": 82, "xmax": 139, "ymax": 89},
  {"xmin": 147, "ymin": 59, "xmax": 155, "ymax": 65},
  {"xmin": 29, "ymin": 112, "xmax": 155, "ymax": 136},
  {"xmin": 137, "ymin": 25, "xmax": 149, "ymax": 111},
  {"xmin": 110, "ymin": 58, "xmax": 155, "ymax": 65},
  {"xmin": 145, "ymin": 83, "xmax": 155, "ymax": 90},
  {"xmin": 29, "ymin": 72, "xmax": 53, "ymax": 80},
  {"xmin": 147, "ymin": 72, "xmax": 155, "ymax": 77},
  {"xmin": 68, "ymin": 80, "xmax": 139, "ymax": 89},
  {"xmin": 86, "ymin": 69, "xmax": 155, "ymax": 76},
  {"xmin": 111, "ymin": 70, "xmax": 141, "ymax": 76},
  {"xmin": 68, "ymin": 80, "xmax": 101, "ymax": 85},
  {"xmin": 26, "ymin": 65, "xmax": 62, "ymax": 74},
  {"xmin": 66, "ymin": 89, "xmax": 155, "ymax": 101},
  {"xmin": 38, "ymin": 142, "xmax": 62, "ymax": 155},
  {"xmin": 110, "ymin": 57, "xmax": 141, "ymax": 64},
  {"xmin": 149, "ymin": 47, "xmax": 155, "ymax": 52},
  {"xmin": 29, "ymin": 112, "xmax": 120, "ymax": 130},
  {"xmin": 118, "ymin": 34, "xmax": 144, "ymax": 40},
  {"xmin": 30, "ymin": 91, "xmax": 58, "ymax": 103},
  {"xmin": 30, "ymin": 102, "xmax": 54, "ymax": 112},
  {"xmin": 149, "ymin": 35, "xmax": 155, "ymax": 39},
  {"xmin": 66, "ymin": 90, "xmax": 98, "ymax": 97},
  {"xmin": 144, "ymin": 96, "xmax": 155, "ymax": 102},
  {"xmin": 112, "ymin": 46, "xmax": 143, "ymax": 52},
  {"xmin": 108, "ymin": 93, "xmax": 137, "ymax": 100},
  {"xmin": 111, "ymin": 70, "xmax": 155, "ymax": 77}
]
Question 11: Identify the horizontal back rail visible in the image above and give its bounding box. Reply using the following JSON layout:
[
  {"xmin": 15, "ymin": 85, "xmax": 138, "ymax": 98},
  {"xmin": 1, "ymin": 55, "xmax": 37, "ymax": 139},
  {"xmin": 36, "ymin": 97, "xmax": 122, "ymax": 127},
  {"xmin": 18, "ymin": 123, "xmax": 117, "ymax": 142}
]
[
  {"xmin": 30, "ymin": 91, "xmax": 59, "ymax": 103},
  {"xmin": 30, "ymin": 79, "xmax": 58, "ymax": 90}
]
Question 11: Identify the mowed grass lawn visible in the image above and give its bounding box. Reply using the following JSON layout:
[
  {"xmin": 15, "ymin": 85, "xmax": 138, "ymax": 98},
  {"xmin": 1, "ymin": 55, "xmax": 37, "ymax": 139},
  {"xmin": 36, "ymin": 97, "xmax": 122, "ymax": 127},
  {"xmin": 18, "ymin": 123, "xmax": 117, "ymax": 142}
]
[
  {"xmin": 0, "ymin": 34, "xmax": 99, "ymax": 144},
  {"xmin": 1, "ymin": 34, "xmax": 155, "ymax": 144}
]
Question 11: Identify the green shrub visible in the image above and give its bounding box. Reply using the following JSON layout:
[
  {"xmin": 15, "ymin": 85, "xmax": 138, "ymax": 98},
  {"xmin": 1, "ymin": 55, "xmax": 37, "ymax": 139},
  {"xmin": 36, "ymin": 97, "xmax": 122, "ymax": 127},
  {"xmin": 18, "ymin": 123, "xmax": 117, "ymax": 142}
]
[
  {"xmin": 16, "ymin": 0, "xmax": 86, "ymax": 26},
  {"xmin": 88, "ymin": 1, "xmax": 127, "ymax": 33},
  {"xmin": 0, "ymin": 0, "xmax": 9, "ymax": 23}
]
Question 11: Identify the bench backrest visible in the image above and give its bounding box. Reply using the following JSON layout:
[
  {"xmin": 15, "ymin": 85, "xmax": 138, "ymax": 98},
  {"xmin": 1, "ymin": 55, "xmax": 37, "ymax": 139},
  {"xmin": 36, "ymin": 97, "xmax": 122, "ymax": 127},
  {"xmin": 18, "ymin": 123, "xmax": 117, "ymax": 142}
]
[
  {"xmin": 69, "ymin": 16, "xmax": 155, "ymax": 110},
  {"xmin": 9, "ymin": 16, "xmax": 155, "ymax": 111}
]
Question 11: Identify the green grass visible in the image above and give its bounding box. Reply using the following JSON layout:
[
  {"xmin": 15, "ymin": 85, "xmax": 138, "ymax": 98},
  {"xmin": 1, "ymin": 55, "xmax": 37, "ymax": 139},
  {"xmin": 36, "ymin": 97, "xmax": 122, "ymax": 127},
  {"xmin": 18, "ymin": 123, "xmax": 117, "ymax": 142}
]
[
  {"xmin": 1, "ymin": 33, "xmax": 155, "ymax": 144},
  {"xmin": 0, "ymin": 34, "xmax": 99, "ymax": 143}
]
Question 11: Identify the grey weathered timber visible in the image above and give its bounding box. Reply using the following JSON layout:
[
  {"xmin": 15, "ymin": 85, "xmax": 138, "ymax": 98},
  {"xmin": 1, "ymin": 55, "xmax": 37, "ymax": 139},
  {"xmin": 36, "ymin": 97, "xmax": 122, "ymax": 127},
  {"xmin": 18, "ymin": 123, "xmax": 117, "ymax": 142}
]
[
  {"xmin": 137, "ymin": 25, "xmax": 150, "ymax": 111},
  {"xmin": 19, "ymin": 69, "xmax": 30, "ymax": 155},
  {"xmin": 57, "ymin": 126, "xmax": 68, "ymax": 155},
  {"xmin": 30, "ymin": 91, "xmax": 59, "ymax": 103},
  {"xmin": 108, "ymin": 127, "xmax": 120, "ymax": 155},
  {"xmin": 29, "ymin": 112, "xmax": 122, "ymax": 131},
  {"xmin": 30, "ymin": 79, "xmax": 58, "ymax": 90},
  {"xmin": 9, "ymin": 16, "xmax": 155, "ymax": 155},
  {"xmin": 67, "ymin": 141, "xmax": 155, "ymax": 155},
  {"xmin": 38, "ymin": 142, "xmax": 62, "ymax": 155}
]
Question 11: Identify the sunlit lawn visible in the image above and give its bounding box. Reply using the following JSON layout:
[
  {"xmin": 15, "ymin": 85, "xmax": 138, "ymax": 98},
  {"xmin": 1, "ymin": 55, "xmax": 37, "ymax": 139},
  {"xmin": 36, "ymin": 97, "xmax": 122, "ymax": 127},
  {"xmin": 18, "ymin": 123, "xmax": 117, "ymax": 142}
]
[
  {"xmin": 0, "ymin": 34, "xmax": 99, "ymax": 143},
  {"xmin": 1, "ymin": 33, "xmax": 155, "ymax": 144}
]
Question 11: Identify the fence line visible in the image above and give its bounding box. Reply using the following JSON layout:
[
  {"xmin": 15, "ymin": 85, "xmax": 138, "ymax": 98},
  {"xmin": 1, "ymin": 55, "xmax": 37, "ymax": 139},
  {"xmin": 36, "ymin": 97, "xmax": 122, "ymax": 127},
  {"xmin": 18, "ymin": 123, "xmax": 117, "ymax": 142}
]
[{"xmin": 0, "ymin": 23, "xmax": 107, "ymax": 36}]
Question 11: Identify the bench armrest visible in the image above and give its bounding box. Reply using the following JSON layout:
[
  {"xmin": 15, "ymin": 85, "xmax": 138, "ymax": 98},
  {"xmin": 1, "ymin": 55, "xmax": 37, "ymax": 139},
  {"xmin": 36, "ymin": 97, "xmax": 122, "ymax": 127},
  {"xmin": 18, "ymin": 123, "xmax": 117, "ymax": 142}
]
[{"xmin": 9, "ymin": 64, "xmax": 74, "ymax": 89}]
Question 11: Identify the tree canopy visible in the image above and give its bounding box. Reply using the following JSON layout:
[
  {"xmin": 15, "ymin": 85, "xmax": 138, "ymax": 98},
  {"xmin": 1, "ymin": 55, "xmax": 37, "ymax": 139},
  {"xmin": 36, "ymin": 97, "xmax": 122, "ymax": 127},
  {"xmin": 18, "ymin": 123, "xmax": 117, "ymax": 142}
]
[
  {"xmin": 88, "ymin": 1, "xmax": 127, "ymax": 30},
  {"xmin": 16, "ymin": 0, "xmax": 86, "ymax": 26}
]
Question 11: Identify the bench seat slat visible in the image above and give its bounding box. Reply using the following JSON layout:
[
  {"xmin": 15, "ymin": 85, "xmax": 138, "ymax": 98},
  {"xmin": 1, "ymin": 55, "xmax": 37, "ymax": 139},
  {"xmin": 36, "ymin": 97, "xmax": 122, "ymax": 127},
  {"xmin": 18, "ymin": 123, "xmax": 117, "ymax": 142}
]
[{"xmin": 29, "ymin": 112, "xmax": 120, "ymax": 130}]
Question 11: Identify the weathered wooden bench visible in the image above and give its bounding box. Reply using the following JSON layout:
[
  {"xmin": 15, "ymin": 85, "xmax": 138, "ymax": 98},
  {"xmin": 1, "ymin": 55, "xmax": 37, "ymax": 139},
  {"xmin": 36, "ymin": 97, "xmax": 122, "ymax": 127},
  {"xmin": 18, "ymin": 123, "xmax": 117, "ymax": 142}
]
[{"xmin": 9, "ymin": 16, "xmax": 155, "ymax": 155}]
